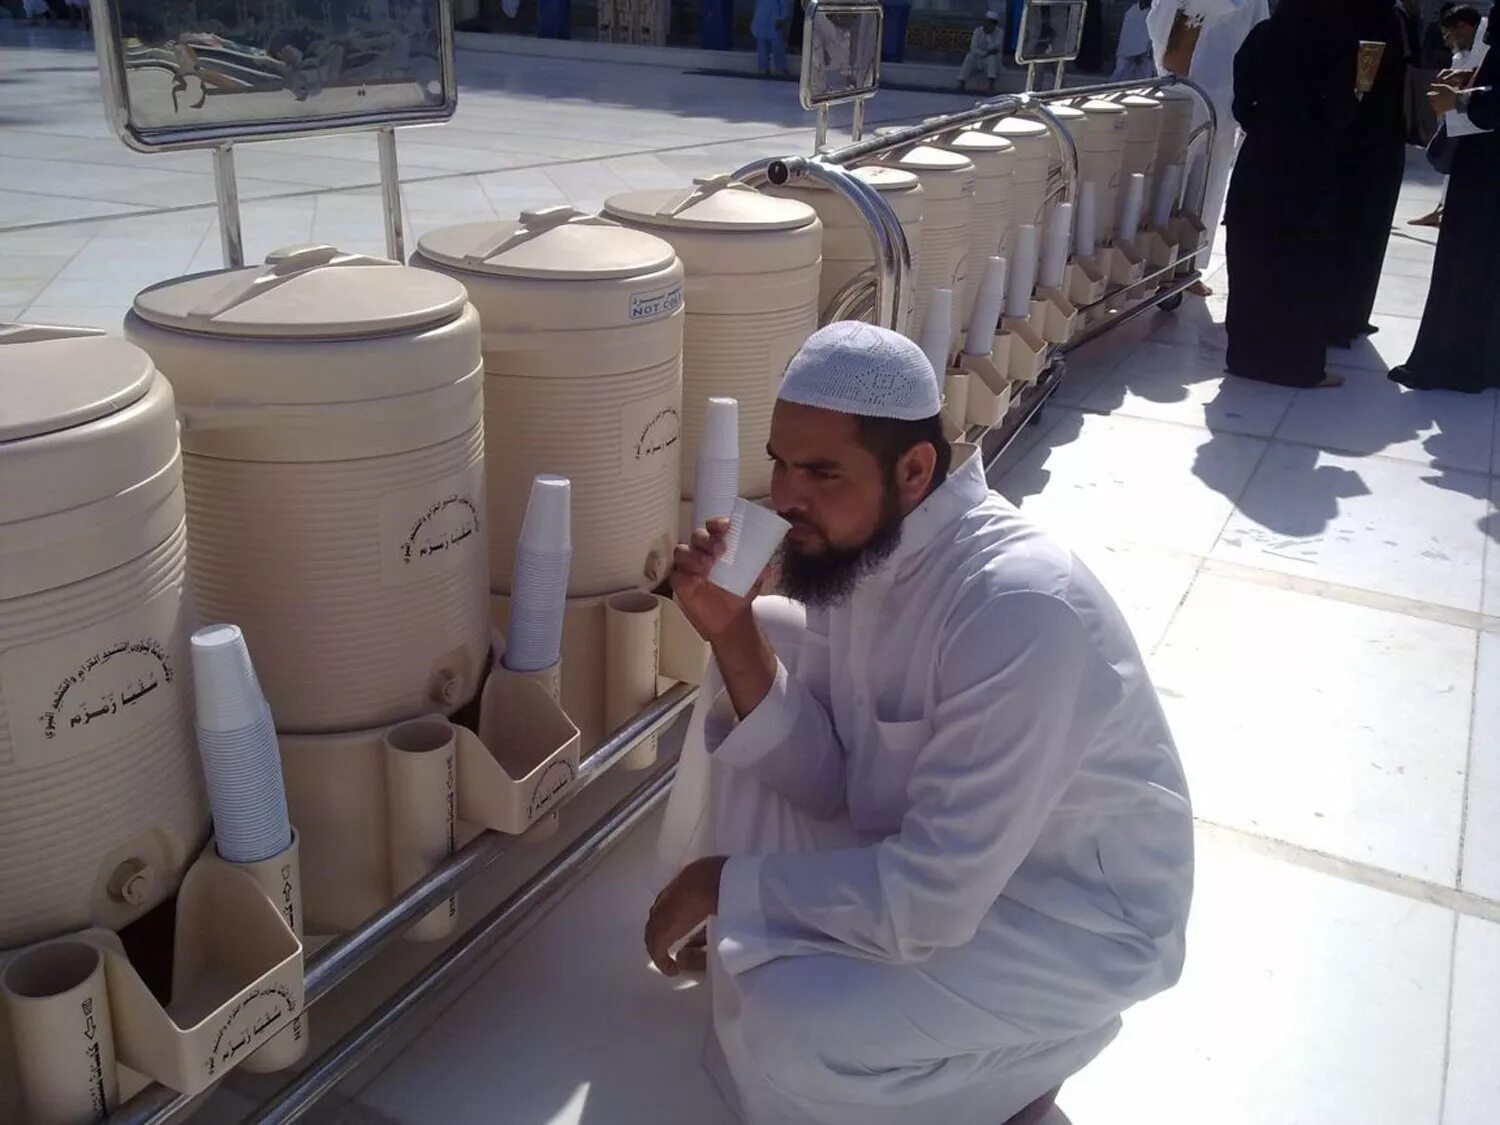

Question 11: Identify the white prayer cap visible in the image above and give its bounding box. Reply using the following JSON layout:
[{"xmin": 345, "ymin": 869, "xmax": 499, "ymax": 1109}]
[
  {"xmin": 985, "ymin": 9, "xmax": 1000, "ymax": 18},
  {"xmin": 777, "ymin": 321, "xmax": 942, "ymax": 422}
]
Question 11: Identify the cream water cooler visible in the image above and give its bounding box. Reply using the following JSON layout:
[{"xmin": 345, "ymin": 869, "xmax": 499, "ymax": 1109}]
[
  {"xmin": 870, "ymin": 144, "xmax": 976, "ymax": 345},
  {"xmin": 991, "ymin": 116, "xmax": 1054, "ymax": 257},
  {"xmin": 766, "ymin": 165, "xmax": 925, "ymax": 331},
  {"xmin": 413, "ymin": 209, "xmax": 698, "ymax": 757},
  {"xmin": 1068, "ymin": 100, "xmax": 1126, "ymax": 245},
  {"xmin": 1, "ymin": 327, "xmax": 305, "ymax": 1118},
  {"xmin": 936, "ymin": 130, "xmax": 1015, "ymax": 331},
  {"xmin": 604, "ymin": 176, "xmax": 822, "ymax": 505},
  {"xmin": 125, "ymin": 248, "xmax": 509, "ymax": 935},
  {"xmin": 0, "ymin": 328, "xmax": 207, "ymax": 955}
]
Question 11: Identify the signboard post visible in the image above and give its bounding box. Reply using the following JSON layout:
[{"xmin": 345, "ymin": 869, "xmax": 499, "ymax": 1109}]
[
  {"xmin": 1014, "ymin": 0, "xmax": 1087, "ymax": 92},
  {"xmin": 89, "ymin": 0, "xmax": 458, "ymax": 266},
  {"xmin": 799, "ymin": 0, "xmax": 883, "ymax": 151}
]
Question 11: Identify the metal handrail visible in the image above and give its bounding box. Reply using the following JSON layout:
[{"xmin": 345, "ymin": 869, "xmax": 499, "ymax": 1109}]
[
  {"xmin": 107, "ymin": 684, "xmax": 700, "ymax": 1125},
  {"xmin": 734, "ymin": 74, "xmax": 1218, "ymax": 335}
]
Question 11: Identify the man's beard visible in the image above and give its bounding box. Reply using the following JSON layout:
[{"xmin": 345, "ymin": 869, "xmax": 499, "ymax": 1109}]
[{"xmin": 777, "ymin": 484, "xmax": 904, "ymax": 608}]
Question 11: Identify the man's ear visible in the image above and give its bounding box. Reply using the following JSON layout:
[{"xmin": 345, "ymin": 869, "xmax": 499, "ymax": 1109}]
[{"xmin": 897, "ymin": 442, "xmax": 938, "ymax": 508}]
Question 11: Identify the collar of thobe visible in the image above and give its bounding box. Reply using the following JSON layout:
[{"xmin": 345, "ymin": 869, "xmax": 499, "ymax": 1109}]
[{"xmin": 879, "ymin": 446, "xmax": 990, "ymax": 580}]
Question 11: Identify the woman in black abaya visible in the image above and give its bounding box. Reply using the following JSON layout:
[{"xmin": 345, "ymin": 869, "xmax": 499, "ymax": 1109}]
[
  {"xmin": 1224, "ymin": 0, "xmax": 1357, "ymax": 388},
  {"xmin": 1391, "ymin": 34, "xmax": 1500, "ymax": 393},
  {"xmin": 1327, "ymin": 0, "xmax": 1408, "ymax": 347}
]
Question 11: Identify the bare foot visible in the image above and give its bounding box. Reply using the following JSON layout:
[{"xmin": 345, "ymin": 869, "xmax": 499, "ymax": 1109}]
[
  {"xmin": 1187, "ymin": 280, "xmax": 1213, "ymax": 297},
  {"xmin": 1408, "ymin": 209, "xmax": 1443, "ymax": 228},
  {"xmin": 1316, "ymin": 372, "xmax": 1346, "ymax": 388}
]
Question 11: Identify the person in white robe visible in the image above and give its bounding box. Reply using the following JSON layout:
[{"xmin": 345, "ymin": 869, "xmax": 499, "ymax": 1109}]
[
  {"xmin": 647, "ymin": 322, "xmax": 1194, "ymax": 1125},
  {"xmin": 1113, "ymin": 0, "xmax": 1158, "ymax": 81},
  {"xmin": 959, "ymin": 12, "xmax": 1007, "ymax": 93},
  {"xmin": 1147, "ymin": 0, "xmax": 1270, "ymax": 293}
]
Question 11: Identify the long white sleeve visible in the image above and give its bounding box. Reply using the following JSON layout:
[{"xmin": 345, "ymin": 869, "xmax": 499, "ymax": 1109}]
[
  {"xmin": 704, "ymin": 612, "xmax": 847, "ymax": 820},
  {"xmin": 716, "ymin": 591, "xmax": 1125, "ymax": 973}
]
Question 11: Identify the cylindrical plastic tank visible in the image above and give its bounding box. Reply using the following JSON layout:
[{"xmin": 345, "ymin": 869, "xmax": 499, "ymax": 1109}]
[
  {"xmin": 991, "ymin": 116, "xmax": 1054, "ymax": 259},
  {"xmin": 1154, "ymin": 86, "xmax": 1196, "ymax": 172},
  {"xmin": 936, "ymin": 131, "xmax": 1015, "ymax": 322},
  {"xmin": 125, "ymin": 248, "xmax": 491, "ymax": 735},
  {"xmin": 1073, "ymin": 99, "xmax": 1128, "ymax": 245},
  {"xmin": 870, "ymin": 145, "xmax": 976, "ymax": 347},
  {"xmin": 764, "ymin": 166, "xmax": 924, "ymax": 329},
  {"xmin": 1120, "ymin": 94, "xmax": 1165, "ymax": 183},
  {"xmin": 0, "ymin": 326, "xmax": 208, "ymax": 950},
  {"xmin": 413, "ymin": 210, "xmax": 685, "ymax": 599},
  {"xmin": 604, "ymin": 178, "xmax": 821, "ymax": 500}
]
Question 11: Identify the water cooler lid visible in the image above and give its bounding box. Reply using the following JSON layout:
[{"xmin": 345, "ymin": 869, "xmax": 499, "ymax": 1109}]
[
  {"xmin": 992, "ymin": 117, "xmax": 1050, "ymax": 139},
  {"xmin": 0, "ymin": 326, "xmax": 154, "ymax": 442},
  {"xmin": 131, "ymin": 245, "xmax": 470, "ymax": 341},
  {"xmin": 604, "ymin": 175, "xmax": 818, "ymax": 232},
  {"xmin": 416, "ymin": 207, "xmax": 678, "ymax": 281},
  {"xmin": 889, "ymin": 145, "xmax": 975, "ymax": 174},
  {"xmin": 779, "ymin": 165, "xmax": 921, "ymax": 194},
  {"xmin": 1121, "ymin": 94, "xmax": 1163, "ymax": 111},
  {"xmin": 943, "ymin": 131, "xmax": 1016, "ymax": 162},
  {"xmin": 1080, "ymin": 99, "xmax": 1127, "ymax": 115},
  {"xmin": 1048, "ymin": 104, "xmax": 1087, "ymax": 122}
]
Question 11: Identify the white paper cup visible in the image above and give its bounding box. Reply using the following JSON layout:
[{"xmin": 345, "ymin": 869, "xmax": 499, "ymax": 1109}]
[
  {"xmin": 2, "ymin": 941, "xmax": 118, "ymax": 1125},
  {"xmin": 1004, "ymin": 225, "xmax": 1039, "ymax": 319},
  {"xmin": 964, "ymin": 255, "xmax": 1008, "ymax": 357},
  {"xmin": 191, "ymin": 623, "xmax": 268, "ymax": 733},
  {"xmin": 701, "ymin": 397, "xmax": 739, "ymax": 462},
  {"xmin": 1117, "ymin": 173, "xmax": 1147, "ymax": 248},
  {"xmin": 917, "ymin": 287, "xmax": 954, "ymax": 377},
  {"xmin": 1040, "ymin": 202, "xmax": 1073, "ymax": 289},
  {"xmin": 517, "ymin": 474, "xmax": 572, "ymax": 555},
  {"xmin": 1076, "ymin": 181, "xmax": 1099, "ymax": 259},
  {"xmin": 709, "ymin": 499, "xmax": 791, "ymax": 597}
]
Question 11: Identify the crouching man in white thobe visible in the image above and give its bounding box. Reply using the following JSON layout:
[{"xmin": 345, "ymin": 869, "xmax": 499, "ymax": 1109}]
[{"xmin": 646, "ymin": 322, "xmax": 1194, "ymax": 1125}]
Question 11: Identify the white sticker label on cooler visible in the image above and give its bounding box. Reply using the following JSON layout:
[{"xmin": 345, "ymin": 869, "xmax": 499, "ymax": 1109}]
[
  {"xmin": 0, "ymin": 584, "xmax": 188, "ymax": 769},
  {"xmin": 619, "ymin": 392, "xmax": 680, "ymax": 479},
  {"xmin": 629, "ymin": 284, "xmax": 684, "ymax": 322},
  {"xmin": 379, "ymin": 465, "xmax": 484, "ymax": 588}
]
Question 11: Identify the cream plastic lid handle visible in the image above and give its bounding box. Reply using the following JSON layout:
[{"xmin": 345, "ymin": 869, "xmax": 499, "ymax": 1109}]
[
  {"xmin": 184, "ymin": 245, "xmax": 394, "ymax": 322},
  {"xmin": 464, "ymin": 206, "xmax": 621, "ymax": 265},
  {"xmin": 655, "ymin": 173, "xmax": 754, "ymax": 218},
  {"xmin": 0, "ymin": 323, "xmax": 109, "ymax": 345}
]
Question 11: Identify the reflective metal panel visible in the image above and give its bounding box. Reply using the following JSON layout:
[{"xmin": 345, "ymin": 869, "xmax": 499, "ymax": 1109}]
[
  {"xmin": 91, "ymin": 0, "xmax": 456, "ymax": 150},
  {"xmin": 800, "ymin": 0, "xmax": 882, "ymax": 110},
  {"xmin": 1014, "ymin": 0, "xmax": 1086, "ymax": 66}
]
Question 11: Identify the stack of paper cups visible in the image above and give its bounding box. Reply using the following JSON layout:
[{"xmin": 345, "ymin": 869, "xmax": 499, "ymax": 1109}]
[
  {"xmin": 191, "ymin": 624, "xmax": 292, "ymax": 866},
  {"xmin": 1004, "ymin": 225, "xmax": 1039, "ymax": 319},
  {"xmin": 1039, "ymin": 202, "xmax": 1073, "ymax": 290},
  {"xmin": 693, "ymin": 397, "xmax": 739, "ymax": 532},
  {"xmin": 964, "ymin": 256, "xmax": 1008, "ymax": 357},
  {"xmin": 1151, "ymin": 162, "xmax": 1184, "ymax": 230},
  {"xmin": 1076, "ymin": 182, "xmax": 1099, "ymax": 259},
  {"xmin": 505, "ymin": 475, "xmax": 571, "ymax": 674},
  {"xmin": 1117, "ymin": 173, "xmax": 1147, "ymax": 250},
  {"xmin": 917, "ymin": 288, "xmax": 955, "ymax": 377}
]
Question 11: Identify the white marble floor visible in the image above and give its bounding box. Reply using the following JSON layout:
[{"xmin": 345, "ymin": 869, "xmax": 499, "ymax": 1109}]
[{"xmin": 5, "ymin": 23, "xmax": 1497, "ymax": 1125}]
